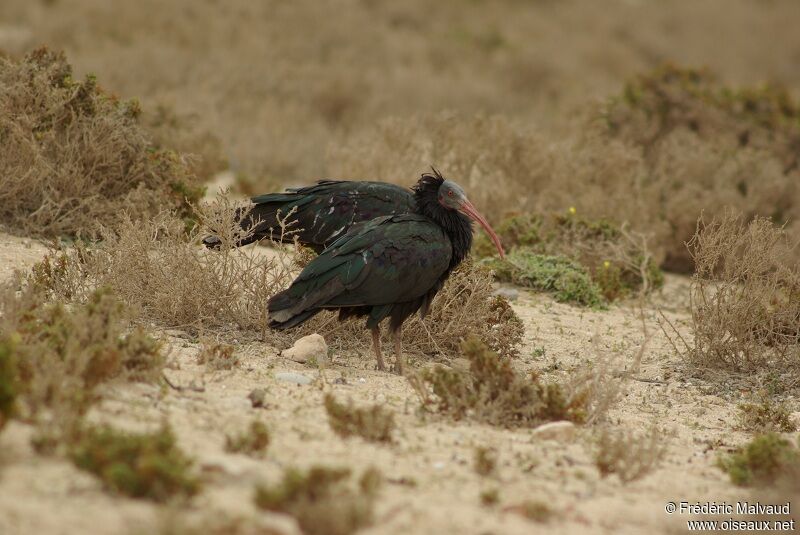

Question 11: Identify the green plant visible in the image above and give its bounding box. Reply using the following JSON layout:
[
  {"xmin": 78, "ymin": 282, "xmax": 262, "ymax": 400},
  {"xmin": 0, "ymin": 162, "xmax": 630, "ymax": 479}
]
[
  {"xmin": 410, "ymin": 337, "xmax": 588, "ymax": 427},
  {"xmin": 474, "ymin": 446, "xmax": 497, "ymax": 476},
  {"xmin": 737, "ymin": 395, "xmax": 796, "ymax": 433},
  {"xmin": 717, "ymin": 433, "xmax": 800, "ymax": 487},
  {"xmin": 485, "ymin": 252, "xmax": 605, "ymax": 308},
  {"xmin": 254, "ymin": 466, "xmax": 381, "ymax": 535},
  {"xmin": 69, "ymin": 424, "xmax": 200, "ymax": 501},
  {"xmin": 480, "ymin": 488, "xmax": 499, "ymax": 506},
  {"xmin": 0, "ymin": 284, "xmax": 164, "ymax": 439},
  {"xmin": 324, "ymin": 394, "xmax": 395, "ymax": 443},
  {"xmin": 224, "ymin": 420, "xmax": 271, "ymax": 457}
]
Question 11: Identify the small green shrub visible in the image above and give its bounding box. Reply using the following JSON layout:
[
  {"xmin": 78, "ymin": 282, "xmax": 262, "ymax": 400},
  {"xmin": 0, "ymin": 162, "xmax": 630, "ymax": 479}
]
[
  {"xmin": 476, "ymin": 211, "xmax": 663, "ymax": 301},
  {"xmin": 324, "ymin": 394, "xmax": 395, "ymax": 443},
  {"xmin": 474, "ymin": 446, "xmax": 497, "ymax": 477},
  {"xmin": 737, "ymin": 396, "xmax": 796, "ymax": 433},
  {"xmin": 506, "ymin": 500, "xmax": 554, "ymax": 523},
  {"xmin": 410, "ymin": 337, "xmax": 588, "ymax": 427},
  {"xmin": 717, "ymin": 433, "xmax": 800, "ymax": 487},
  {"xmin": 0, "ymin": 285, "xmax": 164, "ymax": 437},
  {"xmin": 69, "ymin": 424, "xmax": 200, "ymax": 501},
  {"xmin": 480, "ymin": 488, "xmax": 500, "ymax": 506},
  {"xmin": 254, "ymin": 466, "xmax": 381, "ymax": 535},
  {"xmin": 485, "ymin": 252, "xmax": 605, "ymax": 308},
  {"xmin": 225, "ymin": 420, "xmax": 271, "ymax": 457}
]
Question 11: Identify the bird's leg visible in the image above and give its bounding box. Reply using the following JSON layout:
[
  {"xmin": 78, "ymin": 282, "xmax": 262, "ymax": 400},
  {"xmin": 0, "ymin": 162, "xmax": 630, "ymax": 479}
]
[
  {"xmin": 392, "ymin": 326, "xmax": 405, "ymax": 375},
  {"xmin": 371, "ymin": 326, "xmax": 386, "ymax": 371}
]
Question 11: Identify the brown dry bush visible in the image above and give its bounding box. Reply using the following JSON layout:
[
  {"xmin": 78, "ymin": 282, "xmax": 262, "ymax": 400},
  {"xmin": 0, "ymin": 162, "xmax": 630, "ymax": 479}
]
[
  {"xmin": 0, "ymin": 283, "xmax": 164, "ymax": 441},
  {"xmin": 224, "ymin": 420, "xmax": 271, "ymax": 457},
  {"xmin": 593, "ymin": 425, "xmax": 668, "ymax": 483},
  {"xmin": 323, "ymin": 394, "xmax": 395, "ymax": 444},
  {"xmin": 30, "ymin": 196, "xmax": 298, "ymax": 340},
  {"xmin": 197, "ymin": 340, "xmax": 239, "ymax": 371},
  {"xmin": 685, "ymin": 211, "xmax": 800, "ymax": 374},
  {"xmin": 254, "ymin": 466, "xmax": 381, "ymax": 535},
  {"xmin": 0, "ymin": 48, "xmax": 203, "ymax": 237},
  {"xmin": 409, "ymin": 337, "xmax": 590, "ymax": 428}
]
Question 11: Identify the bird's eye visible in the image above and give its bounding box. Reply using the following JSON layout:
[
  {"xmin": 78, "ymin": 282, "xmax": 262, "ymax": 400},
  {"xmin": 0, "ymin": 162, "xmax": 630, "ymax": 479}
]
[{"xmin": 448, "ymin": 191, "xmax": 453, "ymax": 197}]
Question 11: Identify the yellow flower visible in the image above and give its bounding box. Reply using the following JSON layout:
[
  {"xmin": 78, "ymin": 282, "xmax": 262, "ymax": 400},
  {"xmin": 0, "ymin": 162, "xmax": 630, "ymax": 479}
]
[
  {"xmin": 568, "ymin": 206, "xmax": 577, "ymax": 215},
  {"xmin": 603, "ymin": 261, "xmax": 611, "ymax": 269}
]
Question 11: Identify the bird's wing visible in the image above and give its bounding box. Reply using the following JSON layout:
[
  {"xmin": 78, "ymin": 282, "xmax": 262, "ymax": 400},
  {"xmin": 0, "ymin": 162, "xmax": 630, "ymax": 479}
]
[
  {"xmin": 246, "ymin": 181, "xmax": 415, "ymax": 248},
  {"xmin": 284, "ymin": 215, "xmax": 452, "ymax": 309}
]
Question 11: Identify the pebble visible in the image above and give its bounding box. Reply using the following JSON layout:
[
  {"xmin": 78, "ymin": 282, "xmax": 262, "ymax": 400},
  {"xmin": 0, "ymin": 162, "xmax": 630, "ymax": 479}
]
[
  {"xmin": 531, "ymin": 421, "xmax": 577, "ymax": 442},
  {"xmin": 275, "ymin": 372, "xmax": 313, "ymax": 385},
  {"xmin": 281, "ymin": 333, "xmax": 328, "ymax": 364}
]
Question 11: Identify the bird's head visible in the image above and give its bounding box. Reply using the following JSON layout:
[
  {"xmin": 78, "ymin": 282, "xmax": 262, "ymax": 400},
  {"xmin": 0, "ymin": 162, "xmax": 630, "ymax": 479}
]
[{"xmin": 414, "ymin": 169, "xmax": 505, "ymax": 258}]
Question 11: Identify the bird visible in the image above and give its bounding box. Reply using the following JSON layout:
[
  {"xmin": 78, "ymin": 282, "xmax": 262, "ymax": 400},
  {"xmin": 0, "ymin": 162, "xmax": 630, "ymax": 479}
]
[
  {"xmin": 202, "ymin": 180, "xmax": 415, "ymax": 251},
  {"xmin": 267, "ymin": 169, "xmax": 505, "ymax": 373}
]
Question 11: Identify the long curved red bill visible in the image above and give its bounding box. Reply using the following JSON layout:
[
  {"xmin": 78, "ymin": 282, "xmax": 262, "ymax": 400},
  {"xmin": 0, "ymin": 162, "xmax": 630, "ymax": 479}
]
[{"xmin": 458, "ymin": 200, "xmax": 505, "ymax": 259}]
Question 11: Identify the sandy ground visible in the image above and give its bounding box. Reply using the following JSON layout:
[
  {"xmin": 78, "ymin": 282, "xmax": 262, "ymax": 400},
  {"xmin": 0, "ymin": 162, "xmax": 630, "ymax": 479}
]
[{"xmin": 0, "ymin": 230, "xmax": 790, "ymax": 535}]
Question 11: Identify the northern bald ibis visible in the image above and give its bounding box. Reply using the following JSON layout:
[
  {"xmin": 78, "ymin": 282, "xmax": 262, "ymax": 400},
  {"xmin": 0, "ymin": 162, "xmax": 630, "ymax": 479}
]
[
  {"xmin": 203, "ymin": 180, "xmax": 415, "ymax": 251},
  {"xmin": 267, "ymin": 170, "xmax": 505, "ymax": 373}
]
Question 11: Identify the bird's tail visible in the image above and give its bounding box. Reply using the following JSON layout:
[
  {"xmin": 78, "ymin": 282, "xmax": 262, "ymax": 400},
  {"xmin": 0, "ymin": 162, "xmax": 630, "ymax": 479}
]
[
  {"xmin": 267, "ymin": 276, "xmax": 344, "ymax": 330},
  {"xmin": 203, "ymin": 194, "xmax": 299, "ymax": 249}
]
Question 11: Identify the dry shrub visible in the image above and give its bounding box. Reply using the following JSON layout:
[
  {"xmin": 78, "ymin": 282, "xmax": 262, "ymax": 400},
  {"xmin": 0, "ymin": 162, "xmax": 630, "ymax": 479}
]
[
  {"xmin": 594, "ymin": 425, "xmax": 668, "ymax": 483},
  {"xmin": 30, "ymin": 196, "xmax": 297, "ymax": 339},
  {"xmin": 197, "ymin": 340, "xmax": 239, "ymax": 371},
  {"xmin": 0, "ymin": 48, "xmax": 203, "ymax": 236},
  {"xmin": 685, "ymin": 211, "xmax": 800, "ymax": 374},
  {"xmin": 224, "ymin": 420, "xmax": 271, "ymax": 457},
  {"xmin": 254, "ymin": 466, "xmax": 381, "ymax": 535},
  {"xmin": 69, "ymin": 423, "xmax": 201, "ymax": 501},
  {"xmin": 409, "ymin": 337, "xmax": 588, "ymax": 427},
  {"xmin": 504, "ymin": 500, "xmax": 554, "ymax": 523},
  {"xmin": 323, "ymin": 394, "xmax": 395, "ymax": 444},
  {"xmin": 737, "ymin": 395, "xmax": 797, "ymax": 434},
  {"xmin": 473, "ymin": 446, "xmax": 497, "ymax": 477},
  {"xmin": 307, "ymin": 260, "xmax": 525, "ymax": 359},
  {"xmin": 0, "ymin": 283, "xmax": 164, "ymax": 439}
]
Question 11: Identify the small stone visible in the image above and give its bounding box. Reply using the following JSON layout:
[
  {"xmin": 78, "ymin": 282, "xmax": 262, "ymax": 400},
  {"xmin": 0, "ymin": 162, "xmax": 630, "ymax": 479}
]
[
  {"xmin": 248, "ymin": 388, "xmax": 266, "ymax": 408},
  {"xmin": 492, "ymin": 287, "xmax": 519, "ymax": 301},
  {"xmin": 333, "ymin": 377, "xmax": 348, "ymax": 385},
  {"xmin": 275, "ymin": 372, "xmax": 313, "ymax": 385},
  {"xmin": 531, "ymin": 421, "xmax": 576, "ymax": 442},
  {"xmin": 281, "ymin": 333, "xmax": 328, "ymax": 364}
]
